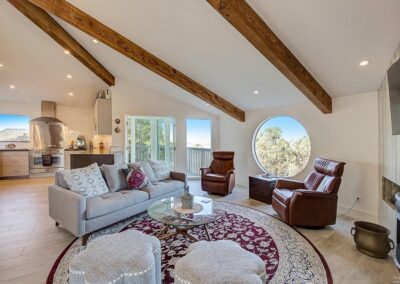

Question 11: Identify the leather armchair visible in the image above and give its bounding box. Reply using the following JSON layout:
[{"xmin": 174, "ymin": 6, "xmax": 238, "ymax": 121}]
[
  {"xmin": 201, "ymin": 151, "xmax": 235, "ymax": 195},
  {"xmin": 272, "ymin": 158, "xmax": 345, "ymax": 227}
]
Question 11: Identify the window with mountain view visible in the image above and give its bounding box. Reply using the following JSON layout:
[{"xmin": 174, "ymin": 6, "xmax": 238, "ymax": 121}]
[
  {"xmin": 253, "ymin": 116, "xmax": 311, "ymax": 177},
  {"xmin": 0, "ymin": 114, "xmax": 30, "ymax": 142}
]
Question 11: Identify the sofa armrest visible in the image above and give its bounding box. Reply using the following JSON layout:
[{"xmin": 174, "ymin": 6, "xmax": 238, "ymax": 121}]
[
  {"xmin": 170, "ymin": 171, "xmax": 187, "ymax": 186},
  {"xmin": 226, "ymin": 169, "xmax": 235, "ymax": 177},
  {"xmin": 200, "ymin": 168, "xmax": 212, "ymax": 176},
  {"xmin": 48, "ymin": 185, "xmax": 86, "ymax": 237},
  {"xmin": 275, "ymin": 178, "xmax": 305, "ymax": 190}
]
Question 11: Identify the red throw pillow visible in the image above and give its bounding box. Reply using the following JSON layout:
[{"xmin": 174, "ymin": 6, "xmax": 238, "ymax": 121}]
[{"xmin": 125, "ymin": 166, "xmax": 149, "ymax": 190}]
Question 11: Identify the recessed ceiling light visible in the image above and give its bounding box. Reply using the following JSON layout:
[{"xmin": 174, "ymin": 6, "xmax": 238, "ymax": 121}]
[
  {"xmin": 68, "ymin": 92, "xmax": 74, "ymax": 96},
  {"xmin": 92, "ymin": 39, "xmax": 98, "ymax": 44},
  {"xmin": 64, "ymin": 50, "xmax": 71, "ymax": 55},
  {"xmin": 0, "ymin": 63, "xmax": 3, "ymax": 68},
  {"xmin": 206, "ymin": 103, "xmax": 210, "ymax": 107},
  {"xmin": 67, "ymin": 74, "xmax": 72, "ymax": 79},
  {"xmin": 9, "ymin": 85, "xmax": 15, "ymax": 89},
  {"xmin": 253, "ymin": 90, "xmax": 260, "ymax": 95},
  {"xmin": 359, "ymin": 60, "xmax": 369, "ymax": 66}
]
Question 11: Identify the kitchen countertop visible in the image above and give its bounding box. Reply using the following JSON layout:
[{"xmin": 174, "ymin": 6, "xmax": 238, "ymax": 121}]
[
  {"xmin": 0, "ymin": 148, "xmax": 30, "ymax": 151},
  {"xmin": 65, "ymin": 149, "xmax": 115, "ymax": 155}
]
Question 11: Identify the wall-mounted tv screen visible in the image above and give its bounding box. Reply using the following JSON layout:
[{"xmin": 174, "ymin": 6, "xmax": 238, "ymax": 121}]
[
  {"xmin": 0, "ymin": 114, "xmax": 30, "ymax": 142},
  {"xmin": 388, "ymin": 57, "xmax": 400, "ymax": 135}
]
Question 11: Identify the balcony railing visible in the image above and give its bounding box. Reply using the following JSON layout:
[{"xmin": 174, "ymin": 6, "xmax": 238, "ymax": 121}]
[
  {"xmin": 187, "ymin": 147, "xmax": 212, "ymax": 176},
  {"xmin": 127, "ymin": 145, "xmax": 211, "ymax": 176}
]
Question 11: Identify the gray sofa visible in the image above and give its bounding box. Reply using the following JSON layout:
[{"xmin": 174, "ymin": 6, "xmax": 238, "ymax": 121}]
[{"xmin": 48, "ymin": 164, "xmax": 186, "ymax": 237}]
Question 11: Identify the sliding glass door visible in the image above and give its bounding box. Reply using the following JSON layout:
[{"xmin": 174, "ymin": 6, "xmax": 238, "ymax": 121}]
[{"xmin": 126, "ymin": 116, "xmax": 175, "ymax": 167}]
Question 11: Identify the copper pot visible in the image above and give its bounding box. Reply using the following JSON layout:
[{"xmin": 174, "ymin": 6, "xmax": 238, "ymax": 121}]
[{"xmin": 351, "ymin": 221, "xmax": 395, "ymax": 258}]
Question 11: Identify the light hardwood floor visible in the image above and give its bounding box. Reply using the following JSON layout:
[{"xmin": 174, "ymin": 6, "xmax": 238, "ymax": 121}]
[{"xmin": 0, "ymin": 177, "xmax": 398, "ymax": 283}]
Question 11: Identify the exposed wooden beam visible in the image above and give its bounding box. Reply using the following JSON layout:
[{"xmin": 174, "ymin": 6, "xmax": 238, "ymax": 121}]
[
  {"xmin": 27, "ymin": 0, "xmax": 245, "ymax": 122},
  {"xmin": 207, "ymin": 0, "xmax": 332, "ymax": 114},
  {"xmin": 8, "ymin": 0, "xmax": 115, "ymax": 86}
]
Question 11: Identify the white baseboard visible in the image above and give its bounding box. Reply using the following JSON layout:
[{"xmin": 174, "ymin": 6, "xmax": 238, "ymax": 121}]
[
  {"xmin": 337, "ymin": 204, "xmax": 378, "ymax": 223},
  {"xmin": 236, "ymin": 179, "xmax": 247, "ymax": 187}
]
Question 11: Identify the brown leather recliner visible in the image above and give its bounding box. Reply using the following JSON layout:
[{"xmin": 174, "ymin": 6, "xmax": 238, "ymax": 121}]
[
  {"xmin": 201, "ymin": 151, "xmax": 235, "ymax": 195},
  {"xmin": 272, "ymin": 158, "xmax": 345, "ymax": 227}
]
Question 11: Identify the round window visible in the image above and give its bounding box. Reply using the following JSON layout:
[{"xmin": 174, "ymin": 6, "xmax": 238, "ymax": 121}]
[{"xmin": 252, "ymin": 116, "xmax": 311, "ymax": 177}]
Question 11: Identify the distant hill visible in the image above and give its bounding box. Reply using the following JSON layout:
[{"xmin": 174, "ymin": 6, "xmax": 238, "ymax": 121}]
[{"xmin": 0, "ymin": 128, "xmax": 29, "ymax": 142}]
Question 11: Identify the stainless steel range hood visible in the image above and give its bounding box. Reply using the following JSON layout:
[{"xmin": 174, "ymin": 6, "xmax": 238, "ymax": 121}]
[{"xmin": 30, "ymin": 101, "xmax": 65, "ymax": 150}]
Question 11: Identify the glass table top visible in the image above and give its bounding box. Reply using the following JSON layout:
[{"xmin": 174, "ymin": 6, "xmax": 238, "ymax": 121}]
[{"xmin": 148, "ymin": 196, "xmax": 225, "ymax": 228}]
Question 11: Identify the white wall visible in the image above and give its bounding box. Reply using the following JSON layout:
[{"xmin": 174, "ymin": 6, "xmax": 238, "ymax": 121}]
[
  {"xmin": 110, "ymin": 79, "xmax": 220, "ymax": 173},
  {"xmin": 0, "ymin": 99, "xmax": 93, "ymax": 149},
  {"xmin": 220, "ymin": 92, "xmax": 379, "ymax": 222}
]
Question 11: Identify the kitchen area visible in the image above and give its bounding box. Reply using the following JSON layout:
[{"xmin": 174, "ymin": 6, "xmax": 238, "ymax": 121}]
[{"xmin": 0, "ymin": 97, "xmax": 122, "ymax": 179}]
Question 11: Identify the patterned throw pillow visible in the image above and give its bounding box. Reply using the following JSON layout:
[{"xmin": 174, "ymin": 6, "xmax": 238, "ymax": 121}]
[
  {"xmin": 61, "ymin": 163, "xmax": 109, "ymax": 197},
  {"xmin": 148, "ymin": 159, "xmax": 171, "ymax": 181},
  {"xmin": 128, "ymin": 161, "xmax": 157, "ymax": 184},
  {"xmin": 126, "ymin": 166, "xmax": 149, "ymax": 190}
]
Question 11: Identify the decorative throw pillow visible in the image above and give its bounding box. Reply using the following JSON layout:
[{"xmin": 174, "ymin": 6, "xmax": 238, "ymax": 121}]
[
  {"xmin": 121, "ymin": 166, "xmax": 149, "ymax": 190},
  {"xmin": 148, "ymin": 159, "xmax": 171, "ymax": 181},
  {"xmin": 128, "ymin": 161, "xmax": 157, "ymax": 184},
  {"xmin": 100, "ymin": 163, "xmax": 128, "ymax": 192},
  {"xmin": 61, "ymin": 163, "xmax": 109, "ymax": 197}
]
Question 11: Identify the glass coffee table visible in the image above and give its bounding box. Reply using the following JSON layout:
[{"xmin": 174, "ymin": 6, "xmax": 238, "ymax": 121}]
[{"xmin": 148, "ymin": 196, "xmax": 225, "ymax": 241}]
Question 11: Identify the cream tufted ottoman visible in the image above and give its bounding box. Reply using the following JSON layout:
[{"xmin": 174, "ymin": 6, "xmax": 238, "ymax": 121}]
[
  {"xmin": 173, "ymin": 240, "xmax": 266, "ymax": 284},
  {"xmin": 69, "ymin": 230, "xmax": 161, "ymax": 284}
]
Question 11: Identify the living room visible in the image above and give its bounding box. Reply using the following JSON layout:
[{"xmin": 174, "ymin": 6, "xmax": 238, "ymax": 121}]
[{"xmin": 0, "ymin": 0, "xmax": 399, "ymax": 283}]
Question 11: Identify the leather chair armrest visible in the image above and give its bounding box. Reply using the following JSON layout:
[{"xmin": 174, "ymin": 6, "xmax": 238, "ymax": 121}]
[
  {"xmin": 170, "ymin": 171, "xmax": 187, "ymax": 186},
  {"xmin": 226, "ymin": 169, "xmax": 235, "ymax": 177},
  {"xmin": 275, "ymin": 178, "xmax": 305, "ymax": 190},
  {"xmin": 200, "ymin": 168, "xmax": 212, "ymax": 176},
  {"xmin": 293, "ymin": 190, "xmax": 336, "ymax": 199}
]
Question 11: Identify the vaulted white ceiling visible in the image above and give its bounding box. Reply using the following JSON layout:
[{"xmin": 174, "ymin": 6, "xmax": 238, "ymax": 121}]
[{"xmin": 0, "ymin": 0, "xmax": 399, "ymax": 113}]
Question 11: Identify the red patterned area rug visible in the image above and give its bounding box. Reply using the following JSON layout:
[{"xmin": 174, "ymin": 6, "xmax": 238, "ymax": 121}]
[{"xmin": 48, "ymin": 202, "xmax": 332, "ymax": 284}]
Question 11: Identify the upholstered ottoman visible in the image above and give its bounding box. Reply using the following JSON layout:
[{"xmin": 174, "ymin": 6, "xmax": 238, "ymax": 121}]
[
  {"xmin": 69, "ymin": 230, "xmax": 161, "ymax": 284},
  {"xmin": 173, "ymin": 240, "xmax": 266, "ymax": 284}
]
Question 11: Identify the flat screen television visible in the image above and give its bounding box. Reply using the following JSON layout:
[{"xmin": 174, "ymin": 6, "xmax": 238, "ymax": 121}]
[
  {"xmin": 388, "ymin": 57, "xmax": 400, "ymax": 135},
  {"xmin": 0, "ymin": 114, "xmax": 30, "ymax": 142}
]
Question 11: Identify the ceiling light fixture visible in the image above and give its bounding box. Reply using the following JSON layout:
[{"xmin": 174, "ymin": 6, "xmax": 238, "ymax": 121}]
[
  {"xmin": 67, "ymin": 74, "xmax": 72, "ymax": 79},
  {"xmin": 92, "ymin": 39, "xmax": 98, "ymax": 44},
  {"xmin": 253, "ymin": 90, "xmax": 260, "ymax": 95},
  {"xmin": 64, "ymin": 50, "xmax": 71, "ymax": 55},
  {"xmin": 206, "ymin": 103, "xmax": 210, "ymax": 107},
  {"xmin": 9, "ymin": 85, "xmax": 15, "ymax": 89},
  {"xmin": 0, "ymin": 63, "xmax": 3, "ymax": 68},
  {"xmin": 68, "ymin": 92, "xmax": 74, "ymax": 96},
  {"xmin": 359, "ymin": 60, "xmax": 369, "ymax": 67}
]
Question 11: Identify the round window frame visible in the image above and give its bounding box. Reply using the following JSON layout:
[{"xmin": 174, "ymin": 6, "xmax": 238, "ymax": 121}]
[{"xmin": 251, "ymin": 115, "xmax": 311, "ymax": 178}]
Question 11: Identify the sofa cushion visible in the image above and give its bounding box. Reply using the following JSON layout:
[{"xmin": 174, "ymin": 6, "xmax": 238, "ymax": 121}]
[
  {"xmin": 203, "ymin": 173, "xmax": 226, "ymax": 183},
  {"xmin": 129, "ymin": 161, "xmax": 157, "ymax": 184},
  {"xmin": 273, "ymin": 189, "xmax": 294, "ymax": 206},
  {"xmin": 100, "ymin": 164, "xmax": 128, "ymax": 192},
  {"xmin": 61, "ymin": 163, "xmax": 109, "ymax": 198},
  {"xmin": 86, "ymin": 190, "xmax": 149, "ymax": 219},
  {"xmin": 148, "ymin": 159, "xmax": 171, "ymax": 181},
  {"xmin": 55, "ymin": 170, "xmax": 70, "ymax": 189},
  {"xmin": 140, "ymin": 180, "xmax": 184, "ymax": 199}
]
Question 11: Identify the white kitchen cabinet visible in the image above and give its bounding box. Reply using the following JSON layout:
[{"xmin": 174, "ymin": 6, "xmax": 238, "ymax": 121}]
[
  {"xmin": 0, "ymin": 150, "xmax": 29, "ymax": 178},
  {"xmin": 94, "ymin": 98, "xmax": 112, "ymax": 135}
]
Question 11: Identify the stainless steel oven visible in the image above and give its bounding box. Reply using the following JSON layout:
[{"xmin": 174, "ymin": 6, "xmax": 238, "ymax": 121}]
[{"xmin": 29, "ymin": 150, "xmax": 64, "ymax": 174}]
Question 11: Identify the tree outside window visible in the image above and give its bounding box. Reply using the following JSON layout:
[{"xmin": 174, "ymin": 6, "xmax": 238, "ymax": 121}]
[{"xmin": 253, "ymin": 116, "xmax": 311, "ymax": 177}]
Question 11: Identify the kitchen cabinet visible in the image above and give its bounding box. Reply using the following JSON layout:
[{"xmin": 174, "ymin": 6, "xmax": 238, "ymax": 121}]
[
  {"xmin": 64, "ymin": 150, "xmax": 87, "ymax": 170},
  {"xmin": 0, "ymin": 150, "xmax": 29, "ymax": 178},
  {"xmin": 94, "ymin": 98, "xmax": 112, "ymax": 135}
]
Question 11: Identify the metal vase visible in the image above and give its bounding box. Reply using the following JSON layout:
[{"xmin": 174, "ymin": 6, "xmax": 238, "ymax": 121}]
[{"xmin": 351, "ymin": 221, "xmax": 395, "ymax": 258}]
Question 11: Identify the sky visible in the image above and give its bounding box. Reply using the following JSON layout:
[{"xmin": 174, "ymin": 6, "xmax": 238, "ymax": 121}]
[
  {"xmin": 0, "ymin": 114, "xmax": 30, "ymax": 132},
  {"xmin": 186, "ymin": 119, "xmax": 211, "ymax": 147},
  {"xmin": 258, "ymin": 116, "xmax": 308, "ymax": 141}
]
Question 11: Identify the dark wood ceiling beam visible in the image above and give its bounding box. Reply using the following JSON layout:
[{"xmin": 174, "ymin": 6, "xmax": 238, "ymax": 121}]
[
  {"xmin": 207, "ymin": 0, "xmax": 332, "ymax": 114},
  {"xmin": 26, "ymin": 0, "xmax": 245, "ymax": 121},
  {"xmin": 8, "ymin": 0, "xmax": 115, "ymax": 86}
]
